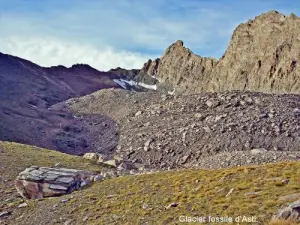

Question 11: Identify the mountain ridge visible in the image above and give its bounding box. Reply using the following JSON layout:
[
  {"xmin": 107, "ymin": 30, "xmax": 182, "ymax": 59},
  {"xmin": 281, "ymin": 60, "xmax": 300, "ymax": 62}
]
[
  {"xmin": 0, "ymin": 51, "xmax": 129, "ymax": 155},
  {"xmin": 142, "ymin": 10, "xmax": 300, "ymax": 94}
]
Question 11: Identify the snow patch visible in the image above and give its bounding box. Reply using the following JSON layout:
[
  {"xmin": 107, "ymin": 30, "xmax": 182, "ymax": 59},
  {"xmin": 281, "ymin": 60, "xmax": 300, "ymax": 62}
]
[
  {"xmin": 113, "ymin": 79, "xmax": 157, "ymax": 91},
  {"xmin": 113, "ymin": 79, "xmax": 128, "ymax": 89},
  {"xmin": 138, "ymin": 82, "xmax": 157, "ymax": 90}
]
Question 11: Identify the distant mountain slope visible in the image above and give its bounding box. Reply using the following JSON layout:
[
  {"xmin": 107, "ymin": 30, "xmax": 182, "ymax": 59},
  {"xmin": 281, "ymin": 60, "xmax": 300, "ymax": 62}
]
[
  {"xmin": 143, "ymin": 11, "xmax": 300, "ymax": 94},
  {"xmin": 0, "ymin": 52, "xmax": 126, "ymax": 154},
  {"xmin": 0, "ymin": 52, "xmax": 123, "ymax": 107}
]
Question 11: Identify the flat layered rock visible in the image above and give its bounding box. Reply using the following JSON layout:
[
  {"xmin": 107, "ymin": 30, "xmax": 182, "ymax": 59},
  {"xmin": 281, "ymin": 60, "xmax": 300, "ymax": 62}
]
[{"xmin": 15, "ymin": 166, "xmax": 95, "ymax": 199}]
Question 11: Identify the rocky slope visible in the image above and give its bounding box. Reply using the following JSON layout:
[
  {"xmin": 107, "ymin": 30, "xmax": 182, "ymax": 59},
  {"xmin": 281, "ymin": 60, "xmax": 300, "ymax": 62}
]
[
  {"xmin": 144, "ymin": 11, "xmax": 300, "ymax": 94},
  {"xmin": 68, "ymin": 89, "xmax": 300, "ymax": 169}
]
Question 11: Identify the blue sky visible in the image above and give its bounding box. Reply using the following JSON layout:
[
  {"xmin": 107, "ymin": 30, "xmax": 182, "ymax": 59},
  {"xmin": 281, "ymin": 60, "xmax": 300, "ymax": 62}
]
[{"xmin": 0, "ymin": 0, "xmax": 300, "ymax": 70}]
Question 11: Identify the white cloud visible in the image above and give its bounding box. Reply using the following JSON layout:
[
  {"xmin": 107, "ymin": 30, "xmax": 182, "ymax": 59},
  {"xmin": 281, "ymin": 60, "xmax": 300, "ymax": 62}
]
[
  {"xmin": 0, "ymin": 0, "xmax": 297, "ymax": 68},
  {"xmin": 0, "ymin": 0, "xmax": 241, "ymax": 60},
  {"xmin": 0, "ymin": 37, "xmax": 154, "ymax": 70}
]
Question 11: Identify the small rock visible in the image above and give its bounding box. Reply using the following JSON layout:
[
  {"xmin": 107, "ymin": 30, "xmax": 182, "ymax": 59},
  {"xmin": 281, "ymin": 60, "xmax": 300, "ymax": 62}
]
[
  {"xmin": 18, "ymin": 203, "xmax": 28, "ymax": 208},
  {"xmin": 282, "ymin": 179, "xmax": 290, "ymax": 185},
  {"xmin": 103, "ymin": 159, "xmax": 121, "ymax": 168},
  {"xmin": 225, "ymin": 188, "xmax": 235, "ymax": 197},
  {"xmin": 165, "ymin": 202, "xmax": 178, "ymax": 209},
  {"xmin": 259, "ymin": 113, "xmax": 268, "ymax": 119},
  {"xmin": 293, "ymin": 108, "xmax": 300, "ymax": 113},
  {"xmin": 244, "ymin": 192, "xmax": 260, "ymax": 197},
  {"xmin": 142, "ymin": 204, "xmax": 149, "ymax": 209},
  {"xmin": 161, "ymin": 94, "xmax": 167, "ymax": 101},
  {"xmin": 215, "ymin": 114, "xmax": 227, "ymax": 122},
  {"xmin": 107, "ymin": 194, "xmax": 117, "ymax": 199},
  {"xmin": 97, "ymin": 154, "xmax": 109, "ymax": 163},
  {"xmin": 203, "ymin": 126, "xmax": 211, "ymax": 133},
  {"xmin": 144, "ymin": 138, "xmax": 153, "ymax": 151},
  {"xmin": 135, "ymin": 111, "xmax": 143, "ymax": 116},
  {"xmin": 144, "ymin": 122, "xmax": 151, "ymax": 127},
  {"xmin": 93, "ymin": 174, "xmax": 103, "ymax": 182},
  {"xmin": 0, "ymin": 211, "xmax": 11, "ymax": 217},
  {"xmin": 245, "ymin": 97, "xmax": 253, "ymax": 104},
  {"xmin": 244, "ymin": 141, "xmax": 250, "ymax": 149},
  {"xmin": 250, "ymin": 148, "xmax": 267, "ymax": 155},
  {"xmin": 117, "ymin": 161, "xmax": 137, "ymax": 171},
  {"xmin": 239, "ymin": 100, "xmax": 246, "ymax": 106},
  {"xmin": 194, "ymin": 113, "xmax": 203, "ymax": 119},
  {"xmin": 206, "ymin": 99, "xmax": 219, "ymax": 108},
  {"xmin": 83, "ymin": 153, "xmax": 98, "ymax": 161},
  {"xmin": 181, "ymin": 155, "xmax": 190, "ymax": 164},
  {"xmin": 80, "ymin": 179, "xmax": 91, "ymax": 188},
  {"xmin": 289, "ymin": 200, "xmax": 300, "ymax": 209},
  {"xmin": 101, "ymin": 171, "xmax": 118, "ymax": 179},
  {"xmin": 113, "ymin": 155, "xmax": 123, "ymax": 161},
  {"xmin": 64, "ymin": 219, "xmax": 73, "ymax": 225}
]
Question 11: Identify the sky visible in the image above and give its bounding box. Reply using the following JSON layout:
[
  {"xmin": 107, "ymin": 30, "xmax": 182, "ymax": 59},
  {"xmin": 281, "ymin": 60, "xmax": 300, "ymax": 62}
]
[{"xmin": 0, "ymin": 0, "xmax": 300, "ymax": 71}]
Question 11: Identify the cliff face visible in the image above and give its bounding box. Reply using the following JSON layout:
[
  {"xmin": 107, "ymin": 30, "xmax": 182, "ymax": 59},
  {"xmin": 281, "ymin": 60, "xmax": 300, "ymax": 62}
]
[
  {"xmin": 140, "ymin": 58, "xmax": 160, "ymax": 76},
  {"xmin": 147, "ymin": 11, "xmax": 300, "ymax": 94},
  {"xmin": 155, "ymin": 40, "xmax": 217, "ymax": 93},
  {"xmin": 212, "ymin": 11, "xmax": 300, "ymax": 93}
]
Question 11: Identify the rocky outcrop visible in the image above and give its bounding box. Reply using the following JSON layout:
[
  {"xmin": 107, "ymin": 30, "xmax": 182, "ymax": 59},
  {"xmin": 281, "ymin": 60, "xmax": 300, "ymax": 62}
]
[
  {"xmin": 140, "ymin": 59, "xmax": 160, "ymax": 76},
  {"xmin": 272, "ymin": 199, "xmax": 300, "ymax": 222},
  {"xmin": 108, "ymin": 67, "xmax": 140, "ymax": 80},
  {"xmin": 147, "ymin": 11, "xmax": 300, "ymax": 94},
  {"xmin": 211, "ymin": 11, "xmax": 300, "ymax": 93},
  {"xmin": 155, "ymin": 40, "xmax": 217, "ymax": 94},
  {"xmin": 15, "ymin": 166, "xmax": 96, "ymax": 199}
]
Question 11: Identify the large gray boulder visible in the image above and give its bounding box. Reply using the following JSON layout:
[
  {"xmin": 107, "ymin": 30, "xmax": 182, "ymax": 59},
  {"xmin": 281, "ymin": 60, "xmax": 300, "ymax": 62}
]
[{"xmin": 15, "ymin": 166, "xmax": 95, "ymax": 199}]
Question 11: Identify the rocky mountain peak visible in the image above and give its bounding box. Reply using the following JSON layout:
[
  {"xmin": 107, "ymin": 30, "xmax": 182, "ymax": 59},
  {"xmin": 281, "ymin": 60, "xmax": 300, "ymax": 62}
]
[
  {"xmin": 142, "ymin": 11, "xmax": 300, "ymax": 94},
  {"xmin": 163, "ymin": 40, "xmax": 187, "ymax": 55},
  {"xmin": 174, "ymin": 40, "xmax": 184, "ymax": 46},
  {"xmin": 211, "ymin": 10, "xmax": 300, "ymax": 93},
  {"xmin": 153, "ymin": 39, "xmax": 217, "ymax": 93}
]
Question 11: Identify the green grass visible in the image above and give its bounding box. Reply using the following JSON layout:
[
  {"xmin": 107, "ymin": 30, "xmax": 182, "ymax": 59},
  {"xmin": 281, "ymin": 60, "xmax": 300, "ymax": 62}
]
[
  {"xmin": 0, "ymin": 141, "xmax": 104, "ymax": 217},
  {"xmin": 1, "ymin": 141, "xmax": 300, "ymax": 224}
]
